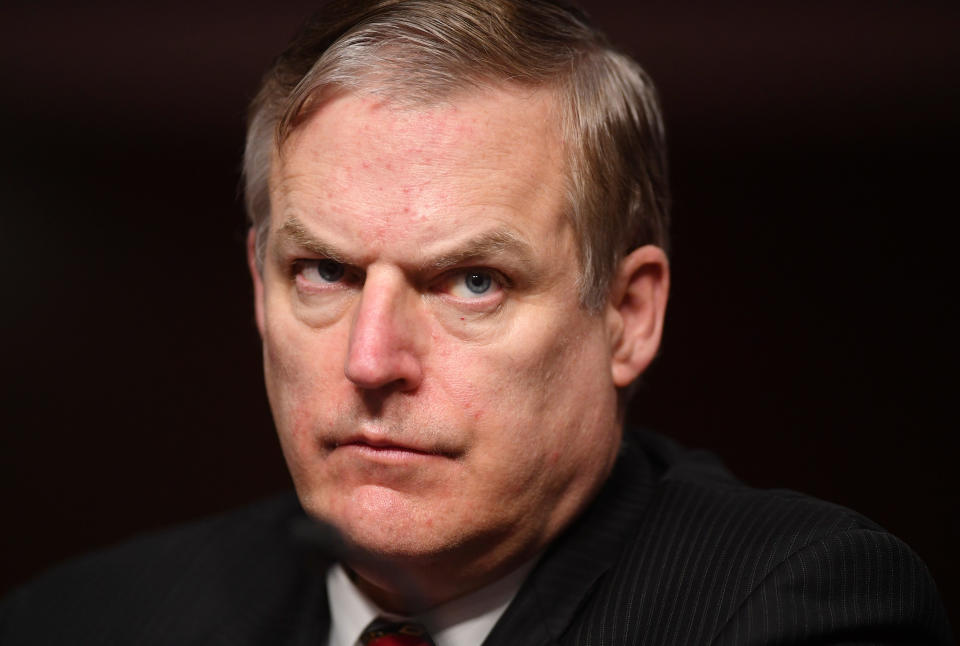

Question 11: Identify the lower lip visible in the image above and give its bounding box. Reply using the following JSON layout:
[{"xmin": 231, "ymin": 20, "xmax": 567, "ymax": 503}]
[{"xmin": 336, "ymin": 443, "xmax": 440, "ymax": 463}]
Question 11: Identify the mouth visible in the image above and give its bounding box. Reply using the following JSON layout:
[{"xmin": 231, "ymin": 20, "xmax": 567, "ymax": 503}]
[{"xmin": 327, "ymin": 434, "xmax": 456, "ymax": 459}]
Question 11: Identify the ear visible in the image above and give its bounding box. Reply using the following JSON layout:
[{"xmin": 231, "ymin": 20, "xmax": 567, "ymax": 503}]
[
  {"xmin": 246, "ymin": 227, "xmax": 266, "ymax": 337},
  {"xmin": 606, "ymin": 245, "xmax": 670, "ymax": 387}
]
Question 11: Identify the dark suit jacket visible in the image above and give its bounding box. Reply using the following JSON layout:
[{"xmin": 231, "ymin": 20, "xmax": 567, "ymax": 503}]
[{"xmin": 1, "ymin": 430, "xmax": 952, "ymax": 644}]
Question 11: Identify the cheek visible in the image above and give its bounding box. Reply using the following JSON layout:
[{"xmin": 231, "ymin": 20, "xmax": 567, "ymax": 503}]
[
  {"xmin": 471, "ymin": 315, "xmax": 613, "ymax": 463},
  {"xmin": 433, "ymin": 312, "xmax": 606, "ymax": 445},
  {"xmin": 495, "ymin": 315, "xmax": 604, "ymax": 406},
  {"xmin": 263, "ymin": 317, "xmax": 347, "ymax": 442}
]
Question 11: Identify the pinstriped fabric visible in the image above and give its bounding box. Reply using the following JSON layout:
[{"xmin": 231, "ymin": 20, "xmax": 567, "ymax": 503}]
[
  {"xmin": 712, "ymin": 529, "xmax": 950, "ymax": 644},
  {"xmin": 483, "ymin": 436, "xmax": 657, "ymax": 646},
  {"xmin": 492, "ymin": 431, "xmax": 953, "ymax": 645}
]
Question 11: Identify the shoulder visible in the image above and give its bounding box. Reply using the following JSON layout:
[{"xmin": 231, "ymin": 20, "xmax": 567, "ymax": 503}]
[
  {"xmin": 631, "ymin": 428, "xmax": 881, "ymax": 568},
  {"xmin": 566, "ymin": 431, "xmax": 954, "ymax": 644},
  {"xmin": 0, "ymin": 493, "xmax": 328, "ymax": 645}
]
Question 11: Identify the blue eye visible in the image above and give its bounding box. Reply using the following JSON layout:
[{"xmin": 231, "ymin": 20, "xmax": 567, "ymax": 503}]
[
  {"xmin": 316, "ymin": 260, "xmax": 345, "ymax": 282},
  {"xmin": 445, "ymin": 269, "xmax": 501, "ymax": 300},
  {"xmin": 300, "ymin": 259, "xmax": 346, "ymax": 284},
  {"xmin": 464, "ymin": 272, "xmax": 492, "ymax": 294}
]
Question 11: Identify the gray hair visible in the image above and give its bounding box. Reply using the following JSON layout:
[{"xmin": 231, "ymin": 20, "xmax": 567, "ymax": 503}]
[{"xmin": 244, "ymin": 0, "xmax": 669, "ymax": 310}]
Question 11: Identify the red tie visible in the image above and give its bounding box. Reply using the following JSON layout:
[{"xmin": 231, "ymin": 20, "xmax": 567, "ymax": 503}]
[{"xmin": 359, "ymin": 619, "xmax": 436, "ymax": 646}]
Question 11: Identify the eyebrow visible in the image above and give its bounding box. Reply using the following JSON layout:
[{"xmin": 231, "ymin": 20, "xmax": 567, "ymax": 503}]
[
  {"xmin": 426, "ymin": 229, "xmax": 536, "ymax": 273},
  {"xmin": 277, "ymin": 216, "xmax": 537, "ymax": 274},
  {"xmin": 277, "ymin": 217, "xmax": 348, "ymax": 264}
]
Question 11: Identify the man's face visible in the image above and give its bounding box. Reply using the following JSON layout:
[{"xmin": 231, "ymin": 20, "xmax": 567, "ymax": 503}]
[{"xmin": 251, "ymin": 87, "xmax": 622, "ymax": 594}]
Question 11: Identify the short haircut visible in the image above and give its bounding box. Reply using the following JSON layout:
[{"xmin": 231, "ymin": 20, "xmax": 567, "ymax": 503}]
[{"xmin": 244, "ymin": 0, "xmax": 669, "ymax": 310}]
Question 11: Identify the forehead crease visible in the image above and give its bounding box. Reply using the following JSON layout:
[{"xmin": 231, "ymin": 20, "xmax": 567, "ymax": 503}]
[
  {"xmin": 268, "ymin": 88, "xmax": 571, "ymax": 261},
  {"xmin": 278, "ymin": 212, "xmax": 542, "ymax": 269}
]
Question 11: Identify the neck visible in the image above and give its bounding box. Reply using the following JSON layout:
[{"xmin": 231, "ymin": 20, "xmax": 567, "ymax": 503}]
[{"xmin": 343, "ymin": 543, "xmax": 542, "ymax": 615}]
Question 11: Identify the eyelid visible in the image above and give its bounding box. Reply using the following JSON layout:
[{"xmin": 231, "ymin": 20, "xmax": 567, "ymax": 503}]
[
  {"xmin": 451, "ymin": 263, "xmax": 510, "ymax": 284},
  {"xmin": 293, "ymin": 258, "xmax": 364, "ymax": 286},
  {"xmin": 436, "ymin": 266, "xmax": 508, "ymax": 300}
]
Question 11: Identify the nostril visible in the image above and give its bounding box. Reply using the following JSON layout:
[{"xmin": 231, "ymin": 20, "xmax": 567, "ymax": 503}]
[{"xmin": 344, "ymin": 348, "xmax": 423, "ymax": 392}]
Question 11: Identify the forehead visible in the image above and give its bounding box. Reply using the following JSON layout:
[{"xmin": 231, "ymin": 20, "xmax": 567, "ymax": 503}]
[
  {"xmin": 281, "ymin": 83, "xmax": 563, "ymax": 169},
  {"xmin": 269, "ymin": 86, "xmax": 571, "ymax": 260}
]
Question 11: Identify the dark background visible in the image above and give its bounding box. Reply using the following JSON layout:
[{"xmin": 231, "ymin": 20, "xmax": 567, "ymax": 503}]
[{"xmin": 2, "ymin": 0, "xmax": 957, "ymax": 626}]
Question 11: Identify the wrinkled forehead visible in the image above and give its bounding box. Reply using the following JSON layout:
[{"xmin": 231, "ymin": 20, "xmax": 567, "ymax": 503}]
[
  {"xmin": 270, "ymin": 83, "xmax": 574, "ymax": 230},
  {"xmin": 266, "ymin": 86, "xmax": 576, "ymax": 265}
]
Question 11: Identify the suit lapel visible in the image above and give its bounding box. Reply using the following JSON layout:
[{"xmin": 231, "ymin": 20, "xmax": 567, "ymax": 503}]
[
  {"xmin": 481, "ymin": 435, "xmax": 656, "ymax": 646},
  {"xmin": 283, "ymin": 515, "xmax": 336, "ymax": 646}
]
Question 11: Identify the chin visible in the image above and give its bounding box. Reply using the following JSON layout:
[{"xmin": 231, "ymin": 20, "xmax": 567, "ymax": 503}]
[{"xmin": 298, "ymin": 482, "xmax": 469, "ymax": 558}]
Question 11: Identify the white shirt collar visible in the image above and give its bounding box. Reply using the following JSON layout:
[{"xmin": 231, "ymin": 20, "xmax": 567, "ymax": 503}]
[{"xmin": 326, "ymin": 558, "xmax": 537, "ymax": 646}]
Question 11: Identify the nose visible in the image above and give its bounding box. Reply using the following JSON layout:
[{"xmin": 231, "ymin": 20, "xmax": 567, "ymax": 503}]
[{"xmin": 344, "ymin": 270, "xmax": 424, "ymax": 392}]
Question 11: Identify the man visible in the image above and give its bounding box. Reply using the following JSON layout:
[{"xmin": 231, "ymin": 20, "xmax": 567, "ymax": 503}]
[{"xmin": 1, "ymin": 0, "xmax": 952, "ymax": 644}]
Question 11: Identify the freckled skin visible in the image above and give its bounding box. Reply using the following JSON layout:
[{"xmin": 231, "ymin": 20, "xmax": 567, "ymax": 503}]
[{"xmin": 250, "ymin": 88, "xmax": 624, "ymax": 611}]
